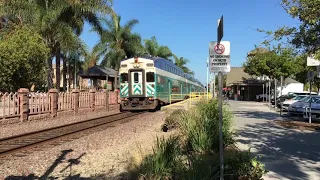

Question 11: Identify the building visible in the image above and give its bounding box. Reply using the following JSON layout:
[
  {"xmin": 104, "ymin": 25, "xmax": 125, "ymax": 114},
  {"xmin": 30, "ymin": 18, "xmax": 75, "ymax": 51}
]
[
  {"xmin": 78, "ymin": 65, "xmax": 119, "ymax": 91},
  {"xmin": 52, "ymin": 64, "xmax": 119, "ymax": 91},
  {"xmin": 226, "ymin": 67, "xmax": 303, "ymax": 101},
  {"xmin": 226, "ymin": 67, "xmax": 265, "ymax": 101}
]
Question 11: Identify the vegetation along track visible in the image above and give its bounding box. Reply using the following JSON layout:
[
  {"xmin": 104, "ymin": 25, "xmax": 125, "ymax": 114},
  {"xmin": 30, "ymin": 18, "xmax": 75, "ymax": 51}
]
[{"xmin": 0, "ymin": 111, "xmax": 147, "ymax": 161}]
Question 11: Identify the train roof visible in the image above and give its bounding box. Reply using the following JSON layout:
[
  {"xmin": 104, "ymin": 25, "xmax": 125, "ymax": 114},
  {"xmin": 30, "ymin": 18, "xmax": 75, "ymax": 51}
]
[{"xmin": 121, "ymin": 56, "xmax": 203, "ymax": 87}]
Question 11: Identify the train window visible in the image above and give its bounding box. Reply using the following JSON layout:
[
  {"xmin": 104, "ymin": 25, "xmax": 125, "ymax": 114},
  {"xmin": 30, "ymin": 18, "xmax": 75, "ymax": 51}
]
[
  {"xmin": 146, "ymin": 72, "xmax": 155, "ymax": 82},
  {"xmin": 157, "ymin": 76, "xmax": 164, "ymax": 84},
  {"xmin": 120, "ymin": 73, "xmax": 128, "ymax": 83},
  {"xmin": 134, "ymin": 72, "xmax": 139, "ymax": 83}
]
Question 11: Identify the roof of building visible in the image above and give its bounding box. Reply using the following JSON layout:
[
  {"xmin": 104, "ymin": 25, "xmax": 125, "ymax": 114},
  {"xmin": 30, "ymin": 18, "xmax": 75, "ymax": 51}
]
[
  {"xmin": 226, "ymin": 67, "xmax": 301, "ymax": 86},
  {"xmin": 226, "ymin": 67, "xmax": 252, "ymax": 85},
  {"xmin": 78, "ymin": 65, "xmax": 118, "ymax": 78}
]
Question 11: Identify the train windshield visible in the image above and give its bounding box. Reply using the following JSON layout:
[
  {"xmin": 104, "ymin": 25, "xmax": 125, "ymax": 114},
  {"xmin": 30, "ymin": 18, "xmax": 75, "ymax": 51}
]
[
  {"xmin": 120, "ymin": 73, "xmax": 128, "ymax": 83},
  {"xmin": 146, "ymin": 72, "xmax": 154, "ymax": 82}
]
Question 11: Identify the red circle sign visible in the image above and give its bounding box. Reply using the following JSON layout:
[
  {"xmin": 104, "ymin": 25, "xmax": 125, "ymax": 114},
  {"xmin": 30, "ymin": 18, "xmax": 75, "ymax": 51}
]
[{"xmin": 214, "ymin": 44, "xmax": 225, "ymax": 54}]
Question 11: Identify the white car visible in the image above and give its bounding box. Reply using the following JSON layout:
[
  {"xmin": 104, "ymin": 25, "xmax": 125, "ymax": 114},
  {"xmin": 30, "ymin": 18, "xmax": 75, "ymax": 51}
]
[{"xmin": 282, "ymin": 95, "xmax": 308, "ymax": 111}]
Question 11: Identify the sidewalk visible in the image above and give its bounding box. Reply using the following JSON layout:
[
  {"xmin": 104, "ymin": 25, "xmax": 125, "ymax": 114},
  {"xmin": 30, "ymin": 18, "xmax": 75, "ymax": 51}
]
[{"xmin": 229, "ymin": 101, "xmax": 320, "ymax": 180}]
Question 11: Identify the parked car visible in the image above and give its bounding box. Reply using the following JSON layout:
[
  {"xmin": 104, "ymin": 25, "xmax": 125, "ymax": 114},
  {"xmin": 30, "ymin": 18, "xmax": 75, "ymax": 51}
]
[
  {"xmin": 274, "ymin": 92, "xmax": 318, "ymax": 107},
  {"xmin": 302, "ymin": 99, "xmax": 320, "ymax": 119},
  {"xmin": 288, "ymin": 95, "xmax": 320, "ymax": 116},
  {"xmin": 281, "ymin": 95, "xmax": 308, "ymax": 111}
]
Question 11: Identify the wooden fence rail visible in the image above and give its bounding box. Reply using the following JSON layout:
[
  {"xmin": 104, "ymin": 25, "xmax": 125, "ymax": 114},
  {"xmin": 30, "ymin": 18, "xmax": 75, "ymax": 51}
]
[{"xmin": 0, "ymin": 88, "xmax": 119, "ymax": 121}]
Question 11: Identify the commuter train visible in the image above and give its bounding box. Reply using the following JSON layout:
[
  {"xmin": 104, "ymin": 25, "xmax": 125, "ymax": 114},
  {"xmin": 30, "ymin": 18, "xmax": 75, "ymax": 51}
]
[{"xmin": 119, "ymin": 56, "xmax": 205, "ymax": 111}]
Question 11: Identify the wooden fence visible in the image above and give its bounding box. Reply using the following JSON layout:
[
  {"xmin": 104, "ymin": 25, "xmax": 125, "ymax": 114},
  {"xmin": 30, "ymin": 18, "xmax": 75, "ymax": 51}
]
[{"xmin": 0, "ymin": 88, "xmax": 119, "ymax": 121}]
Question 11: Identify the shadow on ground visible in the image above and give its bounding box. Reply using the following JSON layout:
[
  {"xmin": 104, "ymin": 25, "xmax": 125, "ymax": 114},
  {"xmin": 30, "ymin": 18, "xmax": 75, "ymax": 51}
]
[
  {"xmin": 4, "ymin": 149, "xmax": 132, "ymax": 180},
  {"xmin": 237, "ymin": 121, "xmax": 320, "ymax": 180},
  {"xmin": 232, "ymin": 110, "xmax": 282, "ymax": 121}
]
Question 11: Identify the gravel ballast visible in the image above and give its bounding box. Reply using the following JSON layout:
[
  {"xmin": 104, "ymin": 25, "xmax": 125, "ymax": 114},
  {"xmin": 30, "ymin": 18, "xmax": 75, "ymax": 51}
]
[{"xmin": 0, "ymin": 110, "xmax": 173, "ymax": 179}]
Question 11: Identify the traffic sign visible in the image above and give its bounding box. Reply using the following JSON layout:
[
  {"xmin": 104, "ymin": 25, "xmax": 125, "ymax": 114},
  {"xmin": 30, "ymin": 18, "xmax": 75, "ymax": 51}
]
[
  {"xmin": 209, "ymin": 41, "xmax": 230, "ymax": 73},
  {"xmin": 307, "ymin": 55, "xmax": 320, "ymax": 66},
  {"xmin": 214, "ymin": 44, "xmax": 225, "ymax": 54}
]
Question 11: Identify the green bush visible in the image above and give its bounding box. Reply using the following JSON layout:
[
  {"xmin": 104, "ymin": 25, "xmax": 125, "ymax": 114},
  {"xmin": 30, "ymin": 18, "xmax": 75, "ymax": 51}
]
[
  {"xmin": 135, "ymin": 136, "xmax": 184, "ymax": 180},
  {"xmin": 131, "ymin": 100, "xmax": 267, "ymax": 180},
  {"xmin": 161, "ymin": 109, "xmax": 187, "ymax": 132},
  {"xmin": 179, "ymin": 99, "xmax": 235, "ymax": 154},
  {"xmin": 224, "ymin": 148, "xmax": 268, "ymax": 179}
]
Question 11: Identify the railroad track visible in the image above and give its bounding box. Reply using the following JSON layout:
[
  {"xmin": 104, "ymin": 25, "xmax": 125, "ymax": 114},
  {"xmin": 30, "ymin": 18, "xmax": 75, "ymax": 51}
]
[{"xmin": 0, "ymin": 111, "xmax": 146, "ymax": 161}]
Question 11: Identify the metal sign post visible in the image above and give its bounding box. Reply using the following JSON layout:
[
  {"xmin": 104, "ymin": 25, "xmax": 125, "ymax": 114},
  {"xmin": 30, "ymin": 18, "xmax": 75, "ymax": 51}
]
[
  {"xmin": 269, "ymin": 81, "xmax": 271, "ymax": 107},
  {"xmin": 262, "ymin": 83, "xmax": 264, "ymax": 103},
  {"xmin": 213, "ymin": 73, "xmax": 215, "ymax": 98},
  {"xmin": 274, "ymin": 79, "xmax": 277, "ymax": 110},
  {"xmin": 265, "ymin": 82, "xmax": 268, "ymax": 104},
  {"xmin": 218, "ymin": 71, "xmax": 224, "ymax": 179},
  {"xmin": 206, "ymin": 58, "xmax": 209, "ymax": 99},
  {"xmin": 308, "ymin": 71, "xmax": 314, "ymax": 123},
  {"xmin": 280, "ymin": 76, "xmax": 283, "ymax": 116},
  {"xmin": 209, "ymin": 15, "xmax": 228, "ymax": 180}
]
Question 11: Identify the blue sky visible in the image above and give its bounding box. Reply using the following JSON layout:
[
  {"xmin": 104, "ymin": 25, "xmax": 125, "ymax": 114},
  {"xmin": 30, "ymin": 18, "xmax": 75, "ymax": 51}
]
[{"xmin": 80, "ymin": 0, "xmax": 299, "ymax": 84}]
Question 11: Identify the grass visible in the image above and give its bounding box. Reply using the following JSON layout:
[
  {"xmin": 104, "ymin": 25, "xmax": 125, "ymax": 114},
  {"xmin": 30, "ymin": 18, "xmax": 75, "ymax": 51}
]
[{"xmin": 127, "ymin": 99, "xmax": 268, "ymax": 180}]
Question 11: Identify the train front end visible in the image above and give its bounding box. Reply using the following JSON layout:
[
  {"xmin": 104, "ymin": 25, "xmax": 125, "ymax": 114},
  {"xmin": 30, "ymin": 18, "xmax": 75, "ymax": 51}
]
[{"xmin": 119, "ymin": 57, "xmax": 158, "ymax": 111}]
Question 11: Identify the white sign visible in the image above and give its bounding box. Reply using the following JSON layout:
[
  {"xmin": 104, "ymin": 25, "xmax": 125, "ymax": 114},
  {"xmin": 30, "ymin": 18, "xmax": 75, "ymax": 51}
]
[
  {"xmin": 209, "ymin": 41, "xmax": 230, "ymax": 73},
  {"xmin": 307, "ymin": 56, "xmax": 320, "ymax": 66}
]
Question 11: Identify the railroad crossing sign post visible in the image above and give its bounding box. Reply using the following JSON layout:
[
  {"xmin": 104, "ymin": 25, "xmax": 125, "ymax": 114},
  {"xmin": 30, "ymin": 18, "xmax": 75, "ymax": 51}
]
[{"xmin": 209, "ymin": 15, "xmax": 229, "ymax": 180}]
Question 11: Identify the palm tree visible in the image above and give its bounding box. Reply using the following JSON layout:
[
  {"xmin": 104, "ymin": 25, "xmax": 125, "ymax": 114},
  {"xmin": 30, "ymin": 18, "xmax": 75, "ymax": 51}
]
[
  {"xmin": 92, "ymin": 12, "xmax": 143, "ymax": 88},
  {"xmin": 144, "ymin": 36, "xmax": 173, "ymax": 59},
  {"xmin": 62, "ymin": 52, "xmax": 85, "ymax": 91},
  {"xmin": 172, "ymin": 54, "xmax": 194, "ymax": 75},
  {"xmin": 0, "ymin": 0, "xmax": 112, "ymax": 91},
  {"xmin": 93, "ymin": 12, "xmax": 143, "ymax": 70},
  {"xmin": 83, "ymin": 50, "xmax": 100, "ymax": 70}
]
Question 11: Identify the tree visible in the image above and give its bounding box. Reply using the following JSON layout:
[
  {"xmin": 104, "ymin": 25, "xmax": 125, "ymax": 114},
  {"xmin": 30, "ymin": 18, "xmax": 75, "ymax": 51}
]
[
  {"xmin": 258, "ymin": 0, "xmax": 320, "ymax": 58},
  {"xmin": 0, "ymin": 0, "xmax": 112, "ymax": 91},
  {"xmin": 93, "ymin": 12, "xmax": 143, "ymax": 70},
  {"xmin": 61, "ymin": 52, "xmax": 85, "ymax": 91},
  {"xmin": 144, "ymin": 36, "xmax": 173, "ymax": 59},
  {"xmin": 215, "ymin": 75, "xmax": 227, "ymax": 88},
  {"xmin": 0, "ymin": 25, "xmax": 50, "ymax": 92},
  {"xmin": 172, "ymin": 55, "xmax": 194, "ymax": 75},
  {"xmin": 243, "ymin": 46, "xmax": 297, "ymax": 80}
]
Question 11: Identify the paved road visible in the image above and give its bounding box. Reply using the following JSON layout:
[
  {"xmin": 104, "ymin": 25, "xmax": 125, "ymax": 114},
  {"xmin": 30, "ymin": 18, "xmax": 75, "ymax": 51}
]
[{"xmin": 229, "ymin": 101, "xmax": 320, "ymax": 180}]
